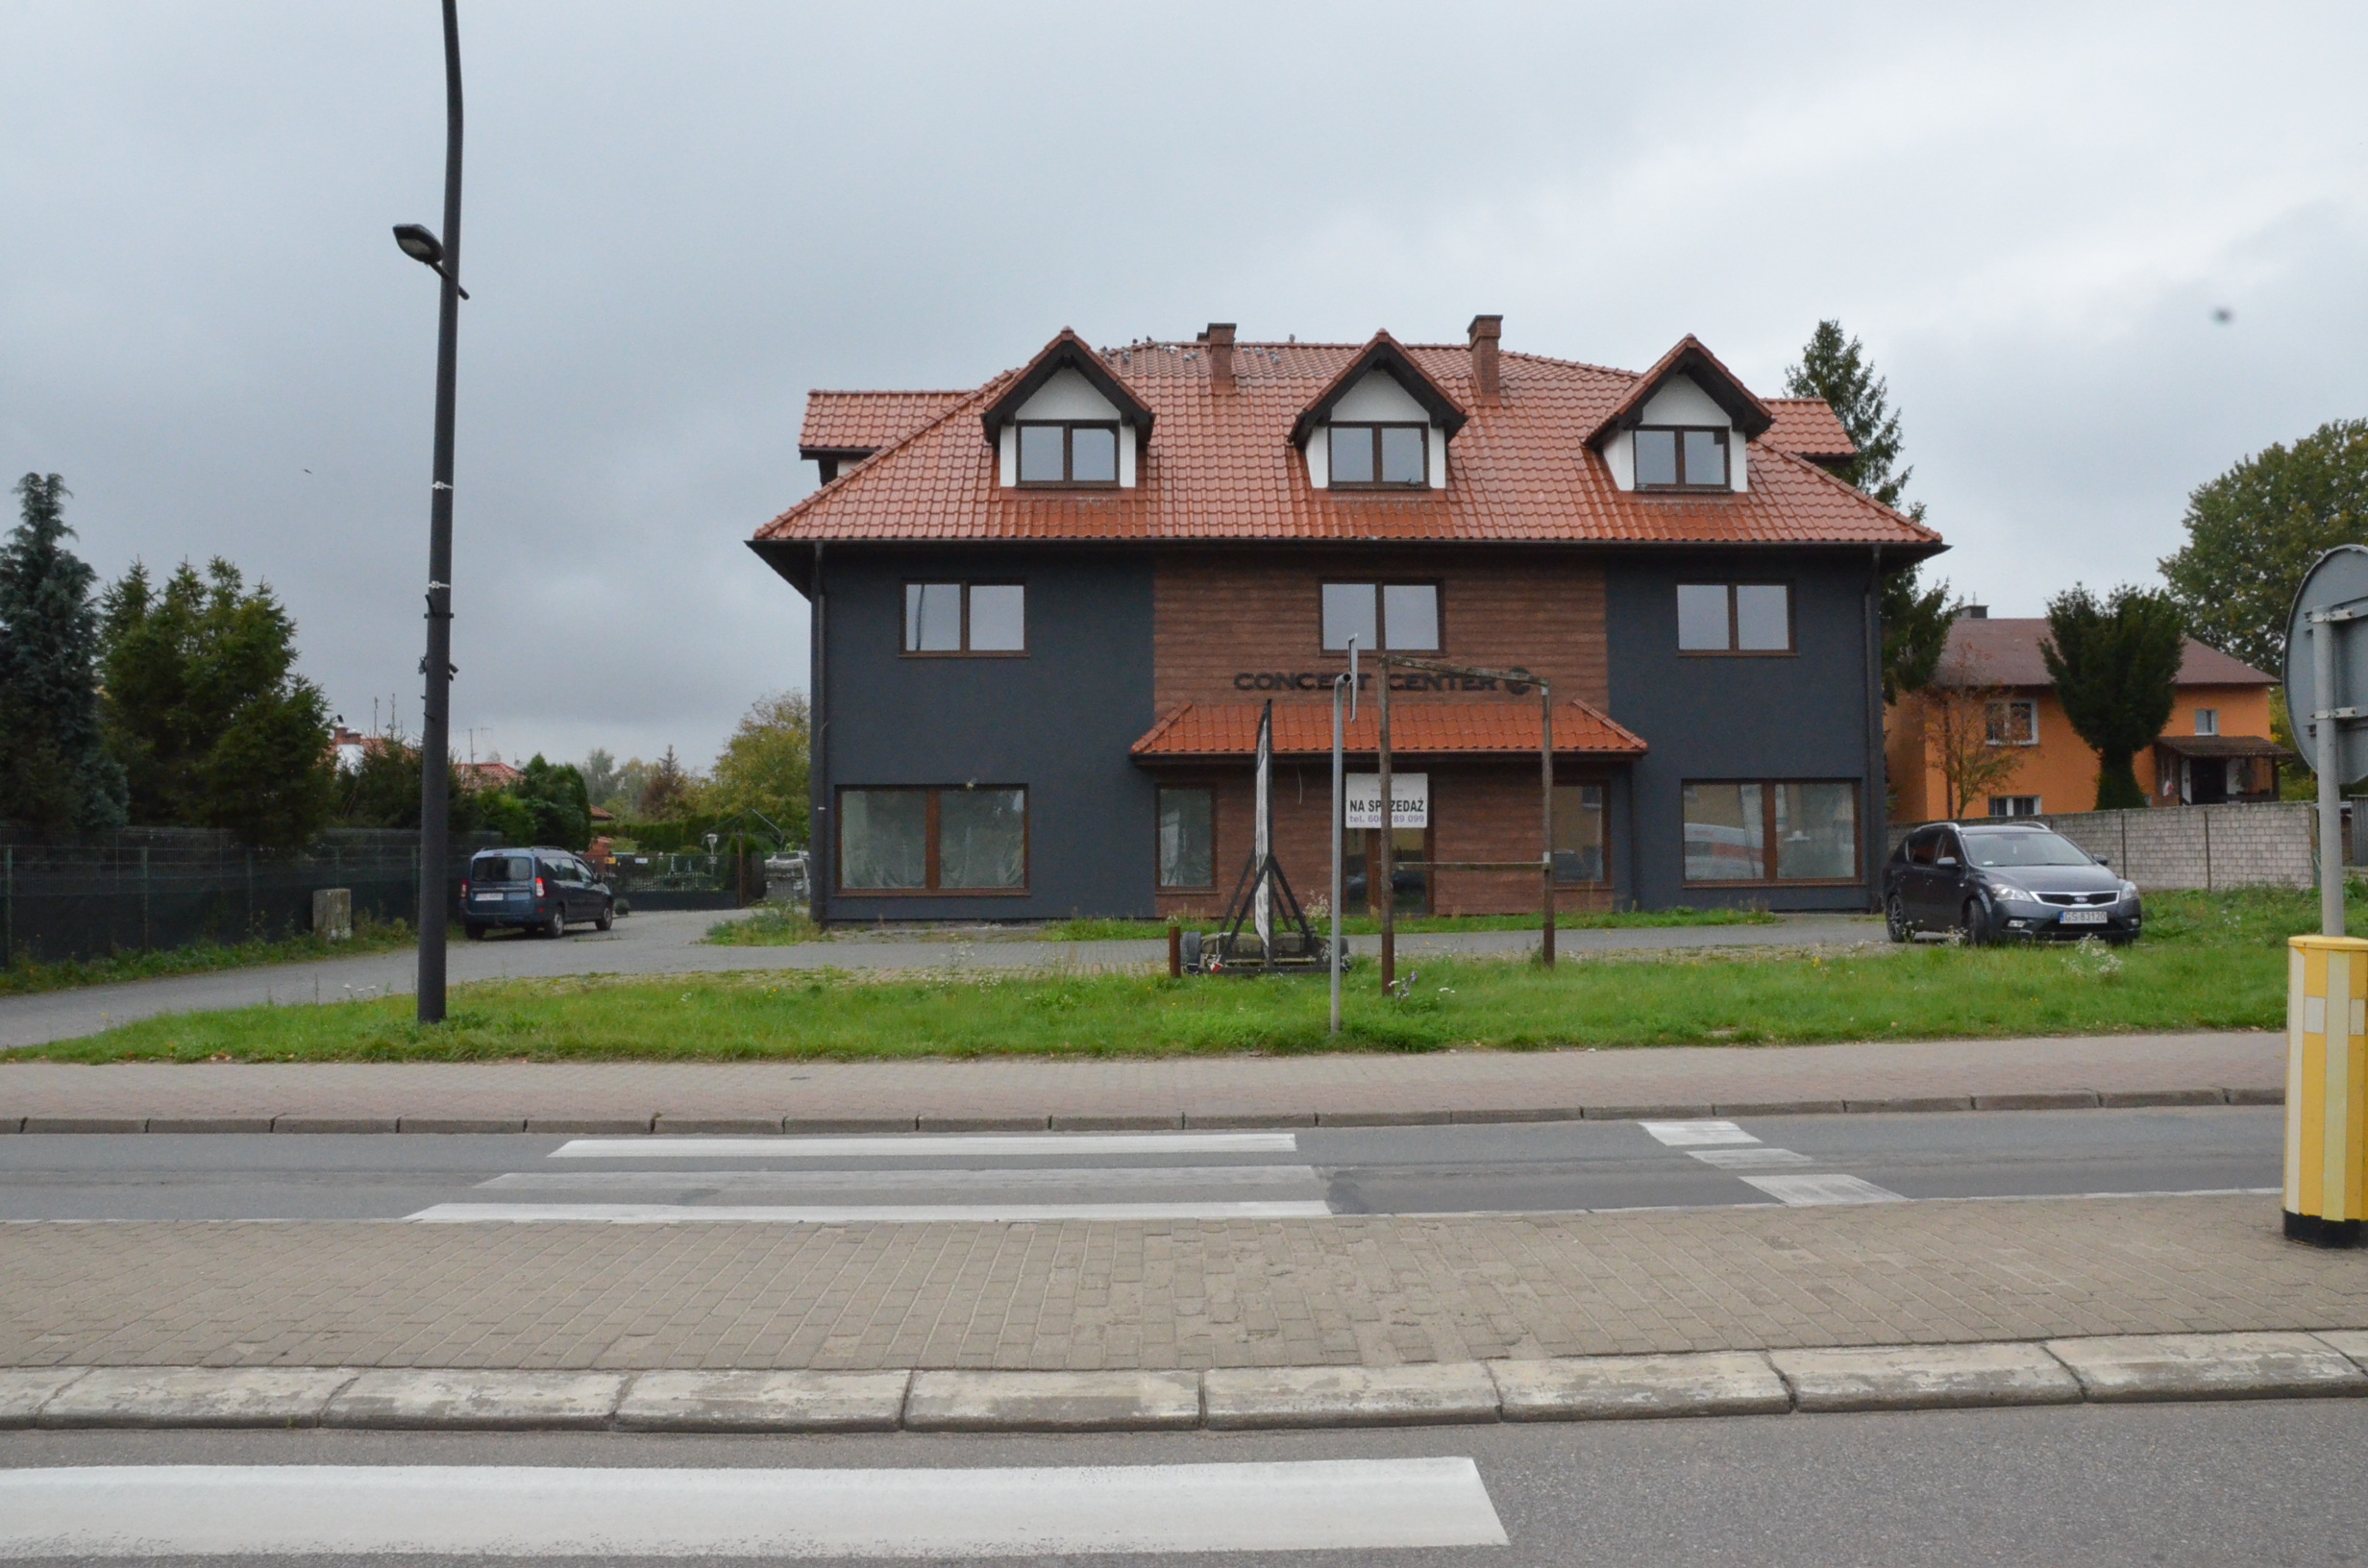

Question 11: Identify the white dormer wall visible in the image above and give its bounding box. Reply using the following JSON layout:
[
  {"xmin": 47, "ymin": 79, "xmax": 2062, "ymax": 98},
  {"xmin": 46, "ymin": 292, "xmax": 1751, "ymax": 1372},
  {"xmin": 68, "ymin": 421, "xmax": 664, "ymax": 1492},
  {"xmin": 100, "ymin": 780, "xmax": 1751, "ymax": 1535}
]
[
  {"xmin": 1595, "ymin": 372, "xmax": 1749, "ymax": 492},
  {"xmin": 1307, "ymin": 371, "xmax": 1448, "ymax": 489},
  {"xmin": 995, "ymin": 367, "xmax": 1138, "ymax": 486}
]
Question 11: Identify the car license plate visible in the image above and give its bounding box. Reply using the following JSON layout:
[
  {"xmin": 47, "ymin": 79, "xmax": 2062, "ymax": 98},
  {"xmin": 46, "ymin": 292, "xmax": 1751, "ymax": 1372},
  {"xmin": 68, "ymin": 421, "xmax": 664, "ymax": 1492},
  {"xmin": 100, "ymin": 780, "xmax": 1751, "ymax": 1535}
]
[
  {"xmin": 473, "ymin": 894, "xmax": 502, "ymax": 902},
  {"xmin": 2060, "ymin": 909, "xmax": 2108, "ymax": 925}
]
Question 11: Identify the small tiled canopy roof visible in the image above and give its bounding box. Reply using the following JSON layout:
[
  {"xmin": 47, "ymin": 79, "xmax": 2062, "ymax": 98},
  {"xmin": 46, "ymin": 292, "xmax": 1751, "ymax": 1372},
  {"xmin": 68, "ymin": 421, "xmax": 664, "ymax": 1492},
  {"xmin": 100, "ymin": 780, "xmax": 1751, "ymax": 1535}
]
[
  {"xmin": 754, "ymin": 330, "xmax": 1942, "ymax": 553},
  {"xmin": 1941, "ymin": 619, "xmax": 2277, "ymax": 688},
  {"xmin": 2153, "ymin": 734, "xmax": 2294, "ymax": 760},
  {"xmin": 1130, "ymin": 700, "xmax": 1648, "ymax": 760}
]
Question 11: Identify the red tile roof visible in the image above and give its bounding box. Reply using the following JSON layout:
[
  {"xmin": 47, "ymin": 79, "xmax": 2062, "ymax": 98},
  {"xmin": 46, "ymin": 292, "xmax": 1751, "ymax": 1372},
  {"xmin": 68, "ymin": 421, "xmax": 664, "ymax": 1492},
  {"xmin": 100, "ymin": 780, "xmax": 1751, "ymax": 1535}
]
[
  {"xmin": 1763, "ymin": 399, "xmax": 1857, "ymax": 461},
  {"xmin": 799, "ymin": 390, "xmax": 968, "ymax": 456},
  {"xmin": 756, "ymin": 333, "xmax": 1941, "ymax": 551},
  {"xmin": 1939, "ymin": 618, "xmax": 2277, "ymax": 688},
  {"xmin": 1583, "ymin": 333, "xmax": 1773, "ymax": 443},
  {"xmin": 1130, "ymin": 699, "xmax": 1648, "ymax": 759}
]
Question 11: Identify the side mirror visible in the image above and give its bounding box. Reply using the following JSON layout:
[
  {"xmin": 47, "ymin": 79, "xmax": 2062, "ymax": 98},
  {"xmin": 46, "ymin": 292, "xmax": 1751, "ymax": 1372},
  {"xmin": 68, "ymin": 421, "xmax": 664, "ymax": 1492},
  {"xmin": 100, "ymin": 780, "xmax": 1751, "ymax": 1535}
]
[
  {"xmin": 1936, "ymin": 854, "xmax": 1960, "ymax": 869},
  {"xmin": 2095, "ymin": 854, "xmax": 2111, "ymax": 868}
]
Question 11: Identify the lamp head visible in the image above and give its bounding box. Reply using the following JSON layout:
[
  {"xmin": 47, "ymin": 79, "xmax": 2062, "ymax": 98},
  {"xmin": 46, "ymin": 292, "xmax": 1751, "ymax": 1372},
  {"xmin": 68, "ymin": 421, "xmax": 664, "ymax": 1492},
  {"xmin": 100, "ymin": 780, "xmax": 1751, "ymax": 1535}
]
[{"xmin": 392, "ymin": 224, "xmax": 444, "ymax": 267}]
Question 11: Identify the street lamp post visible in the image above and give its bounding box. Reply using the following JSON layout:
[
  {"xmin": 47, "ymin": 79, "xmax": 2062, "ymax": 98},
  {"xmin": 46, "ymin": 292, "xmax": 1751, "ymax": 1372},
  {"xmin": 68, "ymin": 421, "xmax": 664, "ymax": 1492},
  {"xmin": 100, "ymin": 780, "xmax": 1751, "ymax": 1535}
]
[{"xmin": 394, "ymin": 0, "xmax": 466, "ymax": 1024}]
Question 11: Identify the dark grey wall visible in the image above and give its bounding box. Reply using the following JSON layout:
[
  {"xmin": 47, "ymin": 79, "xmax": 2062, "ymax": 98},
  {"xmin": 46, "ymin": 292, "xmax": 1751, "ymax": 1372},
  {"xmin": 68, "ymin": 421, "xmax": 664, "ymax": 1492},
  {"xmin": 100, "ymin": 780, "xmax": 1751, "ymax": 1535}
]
[
  {"xmin": 1606, "ymin": 550, "xmax": 1879, "ymax": 912},
  {"xmin": 811, "ymin": 547, "xmax": 1157, "ymax": 922}
]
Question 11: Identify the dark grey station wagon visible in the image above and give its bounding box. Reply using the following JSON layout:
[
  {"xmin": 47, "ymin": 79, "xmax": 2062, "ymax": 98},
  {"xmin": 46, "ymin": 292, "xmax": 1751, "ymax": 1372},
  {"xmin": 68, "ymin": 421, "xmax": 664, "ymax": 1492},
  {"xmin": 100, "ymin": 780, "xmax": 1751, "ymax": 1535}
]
[{"xmin": 1882, "ymin": 821, "xmax": 2142, "ymax": 945}]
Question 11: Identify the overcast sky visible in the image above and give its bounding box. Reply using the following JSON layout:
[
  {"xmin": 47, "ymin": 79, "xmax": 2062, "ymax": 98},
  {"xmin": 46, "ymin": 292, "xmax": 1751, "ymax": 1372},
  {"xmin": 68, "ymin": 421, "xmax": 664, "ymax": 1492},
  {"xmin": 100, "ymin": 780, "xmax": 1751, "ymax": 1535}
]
[{"xmin": 6, "ymin": 2, "xmax": 2364, "ymax": 771}]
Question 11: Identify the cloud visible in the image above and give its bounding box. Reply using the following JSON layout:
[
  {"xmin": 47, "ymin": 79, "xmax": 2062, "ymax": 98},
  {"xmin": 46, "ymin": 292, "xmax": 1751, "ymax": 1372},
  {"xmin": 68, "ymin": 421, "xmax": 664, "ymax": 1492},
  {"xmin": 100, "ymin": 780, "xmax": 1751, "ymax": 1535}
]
[{"xmin": 4, "ymin": 0, "xmax": 2363, "ymax": 769}]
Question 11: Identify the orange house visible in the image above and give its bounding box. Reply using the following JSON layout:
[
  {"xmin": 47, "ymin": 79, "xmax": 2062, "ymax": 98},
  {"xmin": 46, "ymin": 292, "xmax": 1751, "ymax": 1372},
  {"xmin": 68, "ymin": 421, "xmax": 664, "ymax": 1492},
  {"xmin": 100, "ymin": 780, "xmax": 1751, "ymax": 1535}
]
[{"xmin": 1887, "ymin": 612, "xmax": 2287, "ymax": 823}]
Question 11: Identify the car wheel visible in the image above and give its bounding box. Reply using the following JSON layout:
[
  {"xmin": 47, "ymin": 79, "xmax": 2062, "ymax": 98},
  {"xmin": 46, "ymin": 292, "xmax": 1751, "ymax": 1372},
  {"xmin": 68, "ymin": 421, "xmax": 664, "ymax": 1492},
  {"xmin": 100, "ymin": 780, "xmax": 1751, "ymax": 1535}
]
[
  {"xmin": 462, "ymin": 923, "xmax": 485, "ymax": 942},
  {"xmin": 595, "ymin": 900, "xmax": 614, "ymax": 932},
  {"xmin": 1885, "ymin": 894, "xmax": 1913, "ymax": 943},
  {"xmin": 542, "ymin": 907, "xmax": 567, "ymax": 939},
  {"xmin": 1961, "ymin": 898, "xmax": 1993, "ymax": 947}
]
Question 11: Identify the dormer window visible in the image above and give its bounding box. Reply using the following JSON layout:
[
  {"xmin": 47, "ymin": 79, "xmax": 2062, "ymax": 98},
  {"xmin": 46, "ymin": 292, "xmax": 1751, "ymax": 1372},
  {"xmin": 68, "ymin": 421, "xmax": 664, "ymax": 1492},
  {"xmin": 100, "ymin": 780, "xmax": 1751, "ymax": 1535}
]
[
  {"xmin": 1016, "ymin": 422, "xmax": 1119, "ymax": 486},
  {"xmin": 1329, "ymin": 424, "xmax": 1428, "ymax": 488},
  {"xmin": 1636, "ymin": 427, "xmax": 1729, "ymax": 490}
]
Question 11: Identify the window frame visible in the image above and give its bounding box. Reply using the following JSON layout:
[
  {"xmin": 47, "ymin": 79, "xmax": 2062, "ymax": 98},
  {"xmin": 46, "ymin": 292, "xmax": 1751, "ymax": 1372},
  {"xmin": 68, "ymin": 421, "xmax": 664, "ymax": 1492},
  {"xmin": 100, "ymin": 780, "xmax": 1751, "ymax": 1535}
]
[
  {"xmin": 1988, "ymin": 796, "xmax": 2043, "ymax": 818},
  {"xmin": 1319, "ymin": 580, "xmax": 1444, "ymax": 653},
  {"xmin": 1551, "ymin": 779, "xmax": 1611, "ymax": 887},
  {"xmin": 1674, "ymin": 582, "xmax": 1794, "ymax": 656},
  {"xmin": 900, "ymin": 581, "xmax": 1028, "ymax": 657},
  {"xmin": 2194, "ymin": 708, "xmax": 2220, "ymax": 737},
  {"xmin": 834, "ymin": 784, "xmax": 1030, "ymax": 895},
  {"xmin": 1154, "ymin": 784, "xmax": 1218, "ymax": 892},
  {"xmin": 1326, "ymin": 422, "xmax": 1431, "ymax": 489},
  {"xmin": 1634, "ymin": 425, "xmax": 1732, "ymax": 491},
  {"xmin": 1985, "ymin": 698, "xmax": 2039, "ymax": 747},
  {"xmin": 1013, "ymin": 421, "xmax": 1122, "ymax": 488},
  {"xmin": 1679, "ymin": 778, "xmax": 1862, "ymax": 888}
]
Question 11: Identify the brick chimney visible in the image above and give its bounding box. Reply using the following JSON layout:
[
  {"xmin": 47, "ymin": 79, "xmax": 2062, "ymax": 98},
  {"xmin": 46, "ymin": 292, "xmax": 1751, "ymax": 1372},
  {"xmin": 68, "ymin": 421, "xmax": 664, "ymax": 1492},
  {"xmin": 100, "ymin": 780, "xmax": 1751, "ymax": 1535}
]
[
  {"xmin": 1202, "ymin": 322, "xmax": 1237, "ymax": 393},
  {"xmin": 1468, "ymin": 314, "xmax": 1502, "ymax": 406}
]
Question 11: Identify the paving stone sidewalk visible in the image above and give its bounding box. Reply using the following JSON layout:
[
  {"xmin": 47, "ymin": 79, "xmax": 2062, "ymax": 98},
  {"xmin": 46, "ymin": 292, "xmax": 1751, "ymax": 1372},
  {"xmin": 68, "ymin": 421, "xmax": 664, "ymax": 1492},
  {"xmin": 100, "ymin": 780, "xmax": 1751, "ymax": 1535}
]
[
  {"xmin": 3, "ymin": 1195, "xmax": 2359, "ymax": 1372},
  {"xmin": 0, "ymin": 1032, "xmax": 2283, "ymax": 1131}
]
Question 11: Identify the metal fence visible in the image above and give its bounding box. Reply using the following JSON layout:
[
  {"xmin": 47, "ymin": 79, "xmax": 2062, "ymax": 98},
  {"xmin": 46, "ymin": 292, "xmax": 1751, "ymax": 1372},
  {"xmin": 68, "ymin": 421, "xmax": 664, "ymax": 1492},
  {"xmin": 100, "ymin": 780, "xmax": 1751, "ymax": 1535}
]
[
  {"xmin": 0, "ymin": 827, "xmax": 501, "ymax": 967},
  {"xmin": 604, "ymin": 851, "xmax": 761, "ymax": 912}
]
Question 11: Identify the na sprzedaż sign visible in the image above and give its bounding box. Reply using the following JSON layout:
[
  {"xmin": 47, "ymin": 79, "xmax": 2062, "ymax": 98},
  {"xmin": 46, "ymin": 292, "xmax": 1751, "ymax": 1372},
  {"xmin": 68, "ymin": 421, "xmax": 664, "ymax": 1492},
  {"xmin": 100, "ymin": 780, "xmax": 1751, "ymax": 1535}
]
[{"xmin": 1344, "ymin": 772, "xmax": 1428, "ymax": 829}]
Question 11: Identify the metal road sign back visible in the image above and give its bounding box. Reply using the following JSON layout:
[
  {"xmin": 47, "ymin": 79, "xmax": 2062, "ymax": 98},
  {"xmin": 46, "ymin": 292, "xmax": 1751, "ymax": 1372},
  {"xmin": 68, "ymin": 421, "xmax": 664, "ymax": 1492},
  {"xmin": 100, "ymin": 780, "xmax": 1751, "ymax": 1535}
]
[{"xmin": 2285, "ymin": 544, "xmax": 2368, "ymax": 782}]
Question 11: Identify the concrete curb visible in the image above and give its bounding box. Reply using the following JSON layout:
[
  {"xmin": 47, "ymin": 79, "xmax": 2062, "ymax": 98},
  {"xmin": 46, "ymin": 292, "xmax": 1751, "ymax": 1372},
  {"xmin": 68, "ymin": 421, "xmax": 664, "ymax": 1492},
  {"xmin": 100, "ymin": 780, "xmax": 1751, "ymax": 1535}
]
[
  {"xmin": 5, "ymin": 1331, "xmax": 2364, "ymax": 1433},
  {"xmin": 0, "ymin": 1087, "xmax": 2282, "ymax": 1135}
]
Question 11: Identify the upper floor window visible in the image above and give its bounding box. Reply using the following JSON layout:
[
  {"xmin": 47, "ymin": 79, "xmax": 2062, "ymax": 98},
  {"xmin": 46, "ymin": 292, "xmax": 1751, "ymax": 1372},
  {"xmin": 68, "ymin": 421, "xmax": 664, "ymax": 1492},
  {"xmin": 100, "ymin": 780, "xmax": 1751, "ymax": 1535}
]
[
  {"xmin": 1636, "ymin": 426, "xmax": 1729, "ymax": 490},
  {"xmin": 1015, "ymin": 422, "xmax": 1119, "ymax": 486},
  {"xmin": 1986, "ymin": 699, "xmax": 2038, "ymax": 746},
  {"xmin": 1675, "ymin": 583, "xmax": 1790, "ymax": 653},
  {"xmin": 904, "ymin": 582, "xmax": 1025, "ymax": 654},
  {"xmin": 1329, "ymin": 423, "xmax": 1428, "ymax": 487},
  {"xmin": 2194, "ymin": 708, "xmax": 2219, "ymax": 736},
  {"xmin": 1322, "ymin": 582, "xmax": 1440, "ymax": 651}
]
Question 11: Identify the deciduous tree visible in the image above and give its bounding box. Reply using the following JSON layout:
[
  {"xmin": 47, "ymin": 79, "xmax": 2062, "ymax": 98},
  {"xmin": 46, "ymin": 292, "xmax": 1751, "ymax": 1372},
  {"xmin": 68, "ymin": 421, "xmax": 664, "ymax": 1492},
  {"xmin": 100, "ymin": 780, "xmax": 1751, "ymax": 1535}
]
[
  {"xmin": 2041, "ymin": 585, "xmax": 2185, "ymax": 811},
  {"xmin": 1922, "ymin": 643, "xmax": 2028, "ymax": 820},
  {"xmin": 1785, "ymin": 321, "xmax": 1955, "ymax": 698},
  {"xmin": 0, "ymin": 475, "xmax": 127, "ymax": 832},
  {"xmin": 2159, "ymin": 418, "xmax": 2368, "ymax": 676},
  {"xmin": 703, "ymin": 691, "xmax": 810, "ymax": 845}
]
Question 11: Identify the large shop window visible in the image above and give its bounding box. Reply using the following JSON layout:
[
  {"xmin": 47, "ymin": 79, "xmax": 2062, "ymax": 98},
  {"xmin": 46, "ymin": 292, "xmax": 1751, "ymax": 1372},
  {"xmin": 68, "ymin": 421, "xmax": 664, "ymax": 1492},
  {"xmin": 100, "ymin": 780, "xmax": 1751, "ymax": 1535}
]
[
  {"xmin": 1675, "ymin": 583, "xmax": 1790, "ymax": 653},
  {"xmin": 1329, "ymin": 423, "xmax": 1429, "ymax": 487},
  {"xmin": 1551, "ymin": 783, "xmax": 1606, "ymax": 884},
  {"xmin": 1157, "ymin": 787, "xmax": 1214, "ymax": 889},
  {"xmin": 903, "ymin": 582, "xmax": 1025, "ymax": 654},
  {"xmin": 1682, "ymin": 781, "xmax": 1859, "ymax": 884},
  {"xmin": 839, "ymin": 786, "xmax": 1027, "ymax": 892},
  {"xmin": 1016, "ymin": 422, "xmax": 1120, "ymax": 486},
  {"xmin": 1320, "ymin": 582, "xmax": 1441, "ymax": 651}
]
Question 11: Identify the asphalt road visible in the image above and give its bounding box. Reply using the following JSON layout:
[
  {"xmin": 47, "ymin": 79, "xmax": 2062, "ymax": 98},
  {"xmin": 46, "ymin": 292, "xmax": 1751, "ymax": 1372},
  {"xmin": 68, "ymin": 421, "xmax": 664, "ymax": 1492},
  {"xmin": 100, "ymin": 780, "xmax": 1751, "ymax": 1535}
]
[
  {"xmin": 0, "ymin": 1107, "xmax": 2279, "ymax": 1222},
  {"xmin": 5, "ymin": 1401, "xmax": 2362, "ymax": 1564},
  {"xmin": 0, "ymin": 911, "xmax": 1884, "ymax": 1049}
]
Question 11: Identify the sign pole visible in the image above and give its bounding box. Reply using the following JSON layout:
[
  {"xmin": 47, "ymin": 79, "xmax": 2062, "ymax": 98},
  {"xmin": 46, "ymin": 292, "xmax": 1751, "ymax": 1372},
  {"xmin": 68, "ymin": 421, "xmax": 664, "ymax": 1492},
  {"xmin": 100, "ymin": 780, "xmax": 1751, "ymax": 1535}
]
[
  {"xmin": 1377, "ymin": 656, "xmax": 1394, "ymax": 992},
  {"xmin": 1331, "ymin": 638, "xmax": 1357, "ymax": 1034},
  {"xmin": 1540, "ymin": 680, "xmax": 1555, "ymax": 968},
  {"xmin": 2316, "ymin": 611, "xmax": 2346, "ymax": 937}
]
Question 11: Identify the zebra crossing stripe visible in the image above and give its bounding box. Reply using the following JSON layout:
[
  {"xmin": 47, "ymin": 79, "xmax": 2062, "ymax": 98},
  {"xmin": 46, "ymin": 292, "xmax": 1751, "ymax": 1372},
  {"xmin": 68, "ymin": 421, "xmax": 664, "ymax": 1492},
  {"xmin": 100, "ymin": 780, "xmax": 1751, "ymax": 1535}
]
[
  {"xmin": 407, "ymin": 1200, "xmax": 1336, "ymax": 1223},
  {"xmin": 550, "ymin": 1133, "xmax": 1298, "ymax": 1159},
  {"xmin": 0, "ymin": 1458, "xmax": 1510, "ymax": 1556}
]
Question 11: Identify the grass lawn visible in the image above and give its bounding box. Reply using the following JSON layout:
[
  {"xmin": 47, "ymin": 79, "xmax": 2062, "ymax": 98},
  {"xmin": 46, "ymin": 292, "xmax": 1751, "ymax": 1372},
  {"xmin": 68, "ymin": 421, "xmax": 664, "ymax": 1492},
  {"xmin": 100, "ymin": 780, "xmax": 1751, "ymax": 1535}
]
[
  {"xmin": 13, "ymin": 886, "xmax": 2306, "ymax": 1064},
  {"xmin": 0, "ymin": 914, "xmax": 421, "ymax": 998}
]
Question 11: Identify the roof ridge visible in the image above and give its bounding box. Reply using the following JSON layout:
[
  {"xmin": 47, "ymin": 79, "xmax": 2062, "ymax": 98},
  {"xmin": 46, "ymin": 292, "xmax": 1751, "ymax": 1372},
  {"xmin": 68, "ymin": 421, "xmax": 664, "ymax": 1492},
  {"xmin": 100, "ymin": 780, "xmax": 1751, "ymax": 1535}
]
[{"xmin": 805, "ymin": 388, "xmax": 970, "ymax": 398}]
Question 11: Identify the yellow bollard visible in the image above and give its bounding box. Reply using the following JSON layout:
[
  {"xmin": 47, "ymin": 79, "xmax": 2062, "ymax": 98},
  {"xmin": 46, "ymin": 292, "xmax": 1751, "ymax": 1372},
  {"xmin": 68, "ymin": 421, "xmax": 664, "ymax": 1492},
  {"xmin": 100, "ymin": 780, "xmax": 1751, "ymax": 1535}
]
[{"xmin": 2284, "ymin": 935, "xmax": 2368, "ymax": 1246}]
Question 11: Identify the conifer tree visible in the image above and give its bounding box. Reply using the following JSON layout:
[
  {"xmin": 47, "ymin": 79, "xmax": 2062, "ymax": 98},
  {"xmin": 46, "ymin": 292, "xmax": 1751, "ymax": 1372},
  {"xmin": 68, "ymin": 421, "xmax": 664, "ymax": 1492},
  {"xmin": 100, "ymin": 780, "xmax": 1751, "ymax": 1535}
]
[
  {"xmin": 100, "ymin": 557, "xmax": 333, "ymax": 847},
  {"xmin": 0, "ymin": 475, "xmax": 127, "ymax": 831},
  {"xmin": 2041, "ymin": 585, "xmax": 2185, "ymax": 811},
  {"xmin": 1785, "ymin": 322, "xmax": 1955, "ymax": 699}
]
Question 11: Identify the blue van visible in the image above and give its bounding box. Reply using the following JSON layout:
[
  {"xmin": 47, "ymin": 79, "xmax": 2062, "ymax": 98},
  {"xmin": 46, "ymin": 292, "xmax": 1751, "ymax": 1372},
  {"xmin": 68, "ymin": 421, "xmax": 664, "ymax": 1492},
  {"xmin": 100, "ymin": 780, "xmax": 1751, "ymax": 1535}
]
[{"xmin": 460, "ymin": 846, "xmax": 615, "ymax": 940}]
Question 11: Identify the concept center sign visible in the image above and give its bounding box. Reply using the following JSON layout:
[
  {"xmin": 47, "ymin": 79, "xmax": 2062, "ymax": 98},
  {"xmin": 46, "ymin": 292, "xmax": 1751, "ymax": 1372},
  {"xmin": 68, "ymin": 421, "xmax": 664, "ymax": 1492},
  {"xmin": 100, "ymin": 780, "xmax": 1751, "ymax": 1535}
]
[{"xmin": 1344, "ymin": 773, "xmax": 1428, "ymax": 829}]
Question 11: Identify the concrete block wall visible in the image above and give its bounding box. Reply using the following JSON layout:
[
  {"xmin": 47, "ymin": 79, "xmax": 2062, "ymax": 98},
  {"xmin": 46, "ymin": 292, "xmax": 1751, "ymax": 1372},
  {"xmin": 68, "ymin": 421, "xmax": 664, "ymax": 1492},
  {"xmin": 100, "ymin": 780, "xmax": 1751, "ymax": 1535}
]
[{"xmin": 1886, "ymin": 802, "xmax": 2316, "ymax": 892}]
